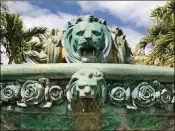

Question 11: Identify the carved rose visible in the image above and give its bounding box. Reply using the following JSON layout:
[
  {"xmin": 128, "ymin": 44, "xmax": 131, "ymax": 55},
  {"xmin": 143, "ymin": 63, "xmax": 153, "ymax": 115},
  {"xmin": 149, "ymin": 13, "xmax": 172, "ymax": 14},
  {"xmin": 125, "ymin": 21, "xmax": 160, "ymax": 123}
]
[
  {"xmin": 109, "ymin": 86, "xmax": 126, "ymax": 104},
  {"xmin": 49, "ymin": 85, "xmax": 64, "ymax": 102},
  {"xmin": 1, "ymin": 84, "xmax": 20, "ymax": 101},
  {"xmin": 20, "ymin": 80, "xmax": 44, "ymax": 105},
  {"xmin": 40, "ymin": 85, "xmax": 64, "ymax": 108},
  {"xmin": 132, "ymin": 82, "xmax": 156, "ymax": 107},
  {"xmin": 160, "ymin": 89, "xmax": 172, "ymax": 104}
]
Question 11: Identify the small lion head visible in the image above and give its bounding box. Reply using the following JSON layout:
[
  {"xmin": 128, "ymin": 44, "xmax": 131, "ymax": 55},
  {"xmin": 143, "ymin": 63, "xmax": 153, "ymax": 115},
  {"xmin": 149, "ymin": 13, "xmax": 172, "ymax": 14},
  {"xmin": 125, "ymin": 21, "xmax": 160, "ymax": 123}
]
[
  {"xmin": 66, "ymin": 69, "xmax": 106, "ymax": 112},
  {"xmin": 62, "ymin": 15, "xmax": 112, "ymax": 63}
]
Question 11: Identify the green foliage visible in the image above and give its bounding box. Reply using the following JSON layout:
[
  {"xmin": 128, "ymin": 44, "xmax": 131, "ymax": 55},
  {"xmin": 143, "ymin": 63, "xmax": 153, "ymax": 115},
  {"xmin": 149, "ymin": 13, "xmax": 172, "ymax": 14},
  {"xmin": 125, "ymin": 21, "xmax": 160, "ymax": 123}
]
[
  {"xmin": 1, "ymin": 11, "xmax": 48, "ymax": 64},
  {"xmin": 134, "ymin": 1, "xmax": 175, "ymax": 67}
]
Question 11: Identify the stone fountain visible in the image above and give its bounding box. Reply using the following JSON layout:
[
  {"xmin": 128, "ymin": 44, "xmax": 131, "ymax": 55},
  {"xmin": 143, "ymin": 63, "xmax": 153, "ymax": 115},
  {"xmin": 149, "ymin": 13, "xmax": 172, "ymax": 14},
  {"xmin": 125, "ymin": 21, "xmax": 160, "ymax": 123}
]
[{"xmin": 1, "ymin": 15, "xmax": 174, "ymax": 131}]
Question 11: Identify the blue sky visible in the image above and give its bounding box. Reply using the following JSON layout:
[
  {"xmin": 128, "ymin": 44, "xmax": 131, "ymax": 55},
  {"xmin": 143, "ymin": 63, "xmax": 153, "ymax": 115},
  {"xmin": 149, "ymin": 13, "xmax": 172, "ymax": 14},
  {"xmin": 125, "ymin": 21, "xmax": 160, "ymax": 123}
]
[
  {"xmin": 28, "ymin": 1, "xmax": 145, "ymax": 33},
  {"xmin": 8, "ymin": 1, "xmax": 167, "ymax": 51}
]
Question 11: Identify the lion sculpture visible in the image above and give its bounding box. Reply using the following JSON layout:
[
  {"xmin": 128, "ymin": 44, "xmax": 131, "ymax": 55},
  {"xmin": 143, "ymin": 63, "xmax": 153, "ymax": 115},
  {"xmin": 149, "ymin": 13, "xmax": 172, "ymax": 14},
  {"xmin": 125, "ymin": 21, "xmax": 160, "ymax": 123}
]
[
  {"xmin": 40, "ymin": 15, "xmax": 133, "ymax": 64},
  {"xmin": 66, "ymin": 68, "xmax": 106, "ymax": 112}
]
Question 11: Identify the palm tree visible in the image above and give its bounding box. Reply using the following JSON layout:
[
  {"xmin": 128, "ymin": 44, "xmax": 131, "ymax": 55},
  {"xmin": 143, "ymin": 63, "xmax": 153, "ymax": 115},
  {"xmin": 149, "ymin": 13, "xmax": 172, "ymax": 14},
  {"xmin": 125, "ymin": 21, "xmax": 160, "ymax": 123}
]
[
  {"xmin": 1, "ymin": 13, "xmax": 47, "ymax": 64},
  {"xmin": 134, "ymin": 1, "xmax": 175, "ymax": 67}
]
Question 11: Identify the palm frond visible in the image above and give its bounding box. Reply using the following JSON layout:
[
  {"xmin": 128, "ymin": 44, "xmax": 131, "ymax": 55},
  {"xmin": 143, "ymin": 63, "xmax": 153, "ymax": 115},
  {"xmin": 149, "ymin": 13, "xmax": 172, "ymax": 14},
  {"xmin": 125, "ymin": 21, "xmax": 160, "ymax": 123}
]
[
  {"xmin": 23, "ymin": 27, "xmax": 47, "ymax": 42},
  {"xmin": 1, "ymin": 12, "xmax": 48, "ymax": 64}
]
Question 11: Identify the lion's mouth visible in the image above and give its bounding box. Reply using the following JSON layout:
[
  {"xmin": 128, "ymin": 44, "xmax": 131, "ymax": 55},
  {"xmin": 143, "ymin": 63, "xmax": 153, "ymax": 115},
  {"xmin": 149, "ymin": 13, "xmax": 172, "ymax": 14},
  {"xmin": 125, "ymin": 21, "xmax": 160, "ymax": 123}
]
[
  {"xmin": 78, "ymin": 45, "xmax": 97, "ymax": 62},
  {"xmin": 80, "ymin": 46, "xmax": 97, "ymax": 56}
]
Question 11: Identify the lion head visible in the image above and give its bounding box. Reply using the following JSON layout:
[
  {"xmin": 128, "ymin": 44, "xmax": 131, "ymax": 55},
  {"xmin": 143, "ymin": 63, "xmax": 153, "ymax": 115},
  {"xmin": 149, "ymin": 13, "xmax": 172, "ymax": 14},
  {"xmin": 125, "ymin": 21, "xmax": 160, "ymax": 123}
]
[
  {"xmin": 62, "ymin": 15, "xmax": 112, "ymax": 63},
  {"xmin": 66, "ymin": 69, "xmax": 106, "ymax": 112}
]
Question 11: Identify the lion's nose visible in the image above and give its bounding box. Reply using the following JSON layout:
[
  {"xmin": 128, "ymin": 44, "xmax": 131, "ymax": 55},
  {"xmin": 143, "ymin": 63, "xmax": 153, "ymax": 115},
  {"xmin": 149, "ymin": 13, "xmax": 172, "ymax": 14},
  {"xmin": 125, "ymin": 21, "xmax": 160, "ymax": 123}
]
[
  {"xmin": 84, "ymin": 37, "xmax": 91, "ymax": 42},
  {"xmin": 85, "ymin": 91, "xmax": 91, "ymax": 96},
  {"xmin": 84, "ymin": 86, "xmax": 91, "ymax": 96},
  {"xmin": 84, "ymin": 31, "xmax": 92, "ymax": 41}
]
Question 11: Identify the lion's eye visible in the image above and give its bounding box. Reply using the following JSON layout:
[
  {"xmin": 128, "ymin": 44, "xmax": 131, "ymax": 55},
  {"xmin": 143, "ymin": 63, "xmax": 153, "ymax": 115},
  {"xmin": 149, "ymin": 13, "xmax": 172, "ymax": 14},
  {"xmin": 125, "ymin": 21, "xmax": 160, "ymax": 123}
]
[
  {"xmin": 79, "ymin": 86, "xmax": 84, "ymax": 89},
  {"xmin": 92, "ymin": 31, "xmax": 101, "ymax": 36},
  {"xmin": 76, "ymin": 31, "xmax": 85, "ymax": 36}
]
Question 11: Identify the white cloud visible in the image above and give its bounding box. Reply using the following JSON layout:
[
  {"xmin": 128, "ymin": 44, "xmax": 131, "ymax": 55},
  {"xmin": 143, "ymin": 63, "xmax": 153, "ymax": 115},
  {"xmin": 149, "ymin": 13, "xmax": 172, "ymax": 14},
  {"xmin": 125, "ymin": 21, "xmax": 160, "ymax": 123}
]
[
  {"xmin": 8, "ymin": 1, "xmax": 77, "ymax": 30},
  {"xmin": 77, "ymin": 1, "xmax": 167, "ymax": 27},
  {"xmin": 145, "ymin": 43, "xmax": 153, "ymax": 54},
  {"xmin": 8, "ymin": 1, "xmax": 51, "ymax": 17}
]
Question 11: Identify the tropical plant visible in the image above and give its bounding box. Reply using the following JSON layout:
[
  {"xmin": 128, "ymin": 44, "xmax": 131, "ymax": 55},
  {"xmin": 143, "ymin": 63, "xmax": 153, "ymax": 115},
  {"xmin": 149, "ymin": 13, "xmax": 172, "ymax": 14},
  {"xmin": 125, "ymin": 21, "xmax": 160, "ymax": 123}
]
[
  {"xmin": 134, "ymin": 1, "xmax": 175, "ymax": 67},
  {"xmin": 1, "ymin": 13, "xmax": 47, "ymax": 64}
]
